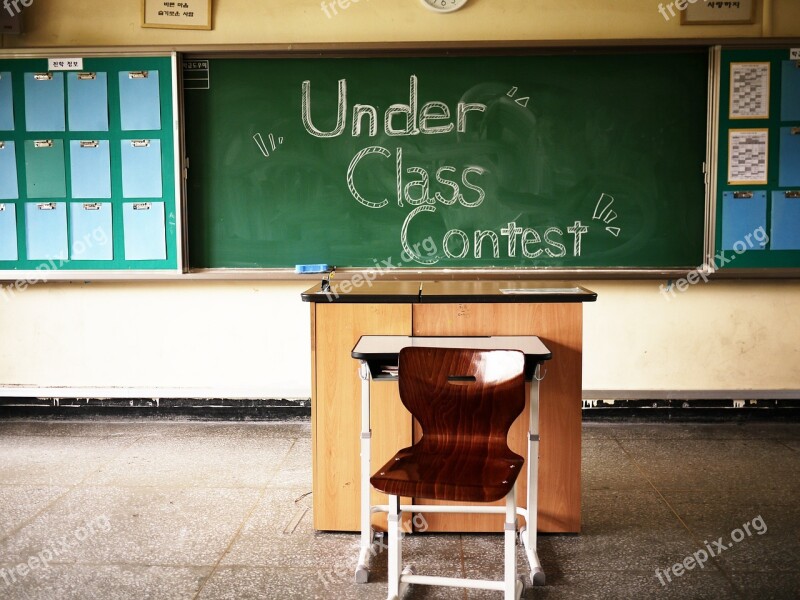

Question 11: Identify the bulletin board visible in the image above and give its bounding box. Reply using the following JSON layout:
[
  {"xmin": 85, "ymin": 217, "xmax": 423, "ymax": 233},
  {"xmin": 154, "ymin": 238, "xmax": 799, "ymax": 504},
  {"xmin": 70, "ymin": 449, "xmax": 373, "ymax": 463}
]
[
  {"xmin": 714, "ymin": 47, "xmax": 800, "ymax": 269},
  {"xmin": 0, "ymin": 53, "xmax": 181, "ymax": 277}
]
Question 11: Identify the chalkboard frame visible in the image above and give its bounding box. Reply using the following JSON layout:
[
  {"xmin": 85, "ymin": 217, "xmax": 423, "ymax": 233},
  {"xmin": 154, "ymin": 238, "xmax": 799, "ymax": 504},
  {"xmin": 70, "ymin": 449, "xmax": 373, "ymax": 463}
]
[{"xmin": 182, "ymin": 45, "xmax": 715, "ymax": 277}]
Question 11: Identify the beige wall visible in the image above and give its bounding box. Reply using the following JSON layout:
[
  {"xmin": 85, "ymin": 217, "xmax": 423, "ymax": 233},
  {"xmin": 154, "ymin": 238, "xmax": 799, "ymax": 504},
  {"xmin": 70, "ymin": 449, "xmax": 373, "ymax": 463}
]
[
  {"xmin": 1, "ymin": 280, "xmax": 799, "ymax": 397},
  {"xmin": 0, "ymin": 1, "xmax": 799, "ymax": 398},
  {"xmin": 0, "ymin": 281, "xmax": 312, "ymax": 398},
  {"xmin": 583, "ymin": 280, "xmax": 800, "ymax": 393},
  {"xmin": 2, "ymin": 0, "xmax": 799, "ymax": 47}
]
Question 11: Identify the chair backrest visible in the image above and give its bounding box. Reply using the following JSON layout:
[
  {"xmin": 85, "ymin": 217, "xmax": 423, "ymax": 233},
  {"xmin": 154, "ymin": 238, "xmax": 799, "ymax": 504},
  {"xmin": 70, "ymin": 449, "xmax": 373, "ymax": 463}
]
[{"xmin": 398, "ymin": 347, "xmax": 526, "ymax": 455}]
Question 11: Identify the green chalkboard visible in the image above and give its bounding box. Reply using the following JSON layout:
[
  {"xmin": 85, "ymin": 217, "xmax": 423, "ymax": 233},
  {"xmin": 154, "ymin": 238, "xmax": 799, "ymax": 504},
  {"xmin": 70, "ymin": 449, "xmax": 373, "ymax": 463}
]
[
  {"xmin": 0, "ymin": 55, "xmax": 179, "ymax": 274},
  {"xmin": 184, "ymin": 50, "xmax": 709, "ymax": 269}
]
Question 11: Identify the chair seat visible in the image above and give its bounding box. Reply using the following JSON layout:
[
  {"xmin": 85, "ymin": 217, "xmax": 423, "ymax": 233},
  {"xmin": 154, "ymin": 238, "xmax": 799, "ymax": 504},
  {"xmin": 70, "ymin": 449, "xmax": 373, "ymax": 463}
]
[{"xmin": 370, "ymin": 445, "xmax": 524, "ymax": 503}]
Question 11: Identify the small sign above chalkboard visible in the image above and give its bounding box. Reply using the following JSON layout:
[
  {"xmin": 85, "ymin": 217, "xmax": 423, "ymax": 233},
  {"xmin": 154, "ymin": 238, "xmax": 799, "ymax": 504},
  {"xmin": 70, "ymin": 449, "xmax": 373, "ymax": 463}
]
[
  {"xmin": 142, "ymin": 0, "xmax": 212, "ymax": 30},
  {"xmin": 681, "ymin": 0, "xmax": 755, "ymax": 25}
]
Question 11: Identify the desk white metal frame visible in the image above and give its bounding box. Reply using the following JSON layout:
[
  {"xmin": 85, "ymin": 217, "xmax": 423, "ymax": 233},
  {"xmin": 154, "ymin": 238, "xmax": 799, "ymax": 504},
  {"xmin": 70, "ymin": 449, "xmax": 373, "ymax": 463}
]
[{"xmin": 351, "ymin": 336, "xmax": 551, "ymax": 590}]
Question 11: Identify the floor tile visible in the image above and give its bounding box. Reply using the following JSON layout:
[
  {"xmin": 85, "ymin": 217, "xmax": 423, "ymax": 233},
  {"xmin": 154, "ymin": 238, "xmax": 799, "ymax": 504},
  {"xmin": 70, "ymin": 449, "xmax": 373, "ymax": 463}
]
[
  {"xmin": 0, "ymin": 421, "xmax": 137, "ymax": 438},
  {"xmin": 535, "ymin": 490, "xmax": 699, "ymax": 573},
  {"xmin": 0, "ymin": 564, "xmax": 210, "ymax": 600},
  {"xmin": 604, "ymin": 422, "xmax": 800, "ymax": 441},
  {"xmin": 86, "ymin": 435, "xmax": 294, "ymax": 488},
  {"xmin": 666, "ymin": 500, "xmax": 800, "ymax": 572},
  {"xmin": 0, "ymin": 420, "xmax": 312, "ymax": 441},
  {"xmin": 729, "ymin": 571, "xmax": 800, "ymax": 600},
  {"xmin": 511, "ymin": 569, "xmax": 738, "ymax": 600},
  {"xmin": 581, "ymin": 439, "xmax": 651, "ymax": 491},
  {"xmin": 222, "ymin": 486, "xmax": 313, "ymax": 537},
  {"xmin": 197, "ymin": 566, "xmax": 387, "ymax": 600},
  {"xmin": 0, "ymin": 486, "xmax": 70, "ymax": 538},
  {"xmin": 0, "ymin": 486, "xmax": 260, "ymax": 567},
  {"xmin": 617, "ymin": 438, "xmax": 800, "ymax": 492},
  {"xmin": 130, "ymin": 421, "xmax": 313, "ymax": 441},
  {"xmin": 0, "ymin": 436, "xmax": 135, "ymax": 485},
  {"xmin": 268, "ymin": 437, "xmax": 312, "ymax": 489},
  {"xmin": 579, "ymin": 423, "xmax": 618, "ymax": 440},
  {"xmin": 223, "ymin": 525, "xmax": 361, "ymax": 569},
  {"xmin": 659, "ymin": 488, "xmax": 798, "ymax": 508},
  {"xmin": 784, "ymin": 439, "xmax": 800, "ymax": 452}
]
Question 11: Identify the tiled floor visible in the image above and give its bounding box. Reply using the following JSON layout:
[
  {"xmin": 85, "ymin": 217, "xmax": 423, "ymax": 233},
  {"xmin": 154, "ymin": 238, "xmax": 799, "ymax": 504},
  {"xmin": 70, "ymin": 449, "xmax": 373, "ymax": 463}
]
[{"xmin": 0, "ymin": 419, "xmax": 797, "ymax": 599}]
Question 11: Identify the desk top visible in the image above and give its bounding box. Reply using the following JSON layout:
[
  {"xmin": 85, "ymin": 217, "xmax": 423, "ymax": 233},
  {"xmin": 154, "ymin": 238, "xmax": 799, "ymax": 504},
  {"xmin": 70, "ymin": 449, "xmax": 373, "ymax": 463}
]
[
  {"xmin": 302, "ymin": 281, "xmax": 596, "ymax": 304},
  {"xmin": 420, "ymin": 281, "xmax": 596, "ymax": 303},
  {"xmin": 302, "ymin": 281, "xmax": 422, "ymax": 303},
  {"xmin": 351, "ymin": 336, "xmax": 552, "ymax": 362}
]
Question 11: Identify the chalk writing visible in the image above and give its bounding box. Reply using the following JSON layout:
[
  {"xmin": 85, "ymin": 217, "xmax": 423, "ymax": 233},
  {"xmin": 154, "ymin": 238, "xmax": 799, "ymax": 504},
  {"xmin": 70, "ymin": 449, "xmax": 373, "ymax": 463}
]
[
  {"xmin": 290, "ymin": 74, "xmax": 627, "ymax": 264},
  {"xmin": 253, "ymin": 132, "xmax": 284, "ymax": 159}
]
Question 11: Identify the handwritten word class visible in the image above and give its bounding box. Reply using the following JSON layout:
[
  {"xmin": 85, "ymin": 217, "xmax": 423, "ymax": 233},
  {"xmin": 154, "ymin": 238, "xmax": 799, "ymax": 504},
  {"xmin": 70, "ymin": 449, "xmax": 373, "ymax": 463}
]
[{"xmin": 347, "ymin": 146, "xmax": 486, "ymax": 209}]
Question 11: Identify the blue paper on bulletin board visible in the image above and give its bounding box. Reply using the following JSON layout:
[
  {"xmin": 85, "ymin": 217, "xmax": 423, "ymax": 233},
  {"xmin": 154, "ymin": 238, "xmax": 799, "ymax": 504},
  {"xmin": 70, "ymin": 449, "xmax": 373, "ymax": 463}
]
[
  {"xmin": 25, "ymin": 202, "xmax": 68, "ymax": 261},
  {"xmin": 121, "ymin": 139, "xmax": 162, "ymax": 198},
  {"xmin": 0, "ymin": 203, "xmax": 18, "ymax": 261},
  {"xmin": 771, "ymin": 192, "xmax": 800, "ymax": 250},
  {"xmin": 0, "ymin": 141, "xmax": 19, "ymax": 200},
  {"xmin": 24, "ymin": 72, "xmax": 65, "ymax": 132},
  {"xmin": 67, "ymin": 72, "xmax": 109, "ymax": 132},
  {"xmin": 70, "ymin": 202, "xmax": 113, "ymax": 260},
  {"xmin": 779, "ymin": 127, "xmax": 800, "ymax": 188},
  {"xmin": 0, "ymin": 72, "xmax": 14, "ymax": 130},
  {"xmin": 721, "ymin": 191, "xmax": 767, "ymax": 251},
  {"xmin": 123, "ymin": 202, "xmax": 166, "ymax": 260},
  {"xmin": 781, "ymin": 60, "xmax": 800, "ymax": 122},
  {"xmin": 119, "ymin": 71, "xmax": 161, "ymax": 131},
  {"xmin": 25, "ymin": 139, "xmax": 67, "ymax": 199},
  {"xmin": 70, "ymin": 140, "xmax": 111, "ymax": 199}
]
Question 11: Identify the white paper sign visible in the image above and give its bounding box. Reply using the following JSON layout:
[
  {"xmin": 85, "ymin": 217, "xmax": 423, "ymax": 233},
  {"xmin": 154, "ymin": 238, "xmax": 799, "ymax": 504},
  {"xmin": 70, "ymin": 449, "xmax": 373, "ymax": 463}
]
[
  {"xmin": 728, "ymin": 129, "xmax": 769, "ymax": 185},
  {"xmin": 48, "ymin": 58, "xmax": 84, "ymax": 71},
  {"xmin": 791, "ymin": 49, "xmax": 800, "ymax": 60},
  {"xmin": 730, "ymin": 63, "xmax": 770, "ymax": 119}
]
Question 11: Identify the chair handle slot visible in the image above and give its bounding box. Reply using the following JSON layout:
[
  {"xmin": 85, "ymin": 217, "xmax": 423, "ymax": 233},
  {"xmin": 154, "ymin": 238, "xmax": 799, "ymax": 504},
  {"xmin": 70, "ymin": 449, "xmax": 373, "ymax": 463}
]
[{"xmin": 447, "ymin": 375, "xmax": 476, "ymax": 384}]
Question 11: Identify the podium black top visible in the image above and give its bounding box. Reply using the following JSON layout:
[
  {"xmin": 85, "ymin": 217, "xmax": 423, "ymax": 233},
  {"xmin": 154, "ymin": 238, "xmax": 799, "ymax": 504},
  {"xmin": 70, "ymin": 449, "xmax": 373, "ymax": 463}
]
[{"xmin": 302, "ymin": 280, "xmax": 596, "ymax": 304}]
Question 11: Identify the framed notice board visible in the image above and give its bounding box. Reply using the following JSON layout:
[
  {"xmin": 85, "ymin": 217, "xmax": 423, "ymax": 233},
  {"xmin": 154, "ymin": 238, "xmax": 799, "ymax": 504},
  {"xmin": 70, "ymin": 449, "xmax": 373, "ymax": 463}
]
[
  {"xmin": 183, "ymin": 50, "xmax": 710, "ymax": 272},
  {"xmin": 0, "ymin": 53, "xmax": 182, "ymax": 278},
  {"xmin": 714, "ymin": 47, "xmax": 800, "ymax": 270}
]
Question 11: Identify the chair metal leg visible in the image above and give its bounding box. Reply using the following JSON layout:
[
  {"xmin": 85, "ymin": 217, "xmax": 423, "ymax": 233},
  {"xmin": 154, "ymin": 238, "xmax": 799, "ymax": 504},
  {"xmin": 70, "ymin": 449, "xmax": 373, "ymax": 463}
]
[
  {"xmin": 357, "ymin": 360, "xmax": 373, "ymax": 584},
  {"xmin": 504, "ymin": 485, "xmax": 520, "ymax": 600},
  {"xmin": 387, "ymin": 495, "xmax": 402, "ymax": 599},
  {"xmin": 522, "ymin": 366, "xmax": 546, "ymax": 586}
]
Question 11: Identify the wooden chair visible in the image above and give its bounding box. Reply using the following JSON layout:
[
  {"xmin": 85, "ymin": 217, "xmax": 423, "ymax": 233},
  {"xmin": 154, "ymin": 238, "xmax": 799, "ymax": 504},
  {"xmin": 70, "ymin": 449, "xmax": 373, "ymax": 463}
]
[{"xmin": 370, "ymin": 347, "xmax": 526, "ymax": 600}]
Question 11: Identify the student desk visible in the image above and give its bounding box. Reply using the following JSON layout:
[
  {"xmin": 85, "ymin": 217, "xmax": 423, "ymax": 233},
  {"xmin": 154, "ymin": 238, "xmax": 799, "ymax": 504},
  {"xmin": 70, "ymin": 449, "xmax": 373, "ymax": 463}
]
[
  {"xmin": 351, "ymin": 335, "xmax": 552, "ymax": 585},
  {"xmin": 302, "ymin": 280, "xmax": 597, "ymax": 534}
]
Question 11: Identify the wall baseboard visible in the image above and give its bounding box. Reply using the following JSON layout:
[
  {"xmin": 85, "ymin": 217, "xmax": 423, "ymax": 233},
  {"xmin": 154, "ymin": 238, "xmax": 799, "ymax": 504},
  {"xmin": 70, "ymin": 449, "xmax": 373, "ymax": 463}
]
[
  {"xmin": 0, "ymin": 395, "xmax": 798, "ymax": 422},
  {"xmin": 0, "ymin": 397, "xmax": 310, "ymax": 420}
]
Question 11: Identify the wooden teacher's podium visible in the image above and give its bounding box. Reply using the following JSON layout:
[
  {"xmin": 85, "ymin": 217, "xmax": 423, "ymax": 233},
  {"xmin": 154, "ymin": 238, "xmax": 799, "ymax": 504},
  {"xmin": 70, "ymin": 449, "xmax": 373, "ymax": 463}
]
[{"xmin": 302, "ymin": 281, "xmax": 597, "ymax": 534}]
